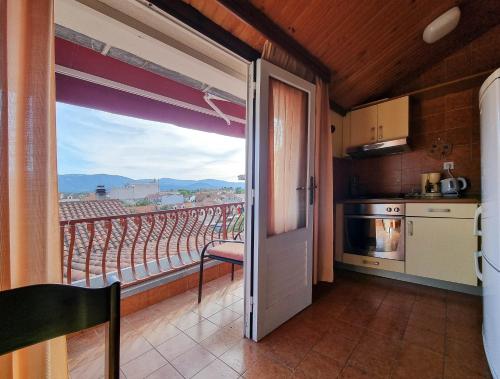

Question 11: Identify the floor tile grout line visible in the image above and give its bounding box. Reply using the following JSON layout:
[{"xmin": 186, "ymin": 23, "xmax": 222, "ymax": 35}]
[
  {"xmin": 287, "ymin": 330, "xmax": 322, "ymax": 375},
  {"xmin": 209, "ymin": 358, "xmax": 241, "ymax": 379},
  {"xmin": 444, "ymin": 295, "xmax": 449, "ymax": 378},
  {"xmin": 327, "ymin": 300, "xmax": 355, "ymax": 378},
  {"xmin": 338, "ymin": 287, "xmax": 390, "ymax": 378},
  {"xmin": 120, "ymin": 334, "xmax": 156, "ymax": 368},
  {"xmin": 120, "ymin": 344, "xmax": 166, "ymax": 378},
  {"xmin": 388, "ymin": 294, "xmax": 417, "ymax": 379},
  {"xmin": 153, "ymin": 340, "xmax": 194, "ymax": 379},
  {"xmin": 124, "ymin": 299, "xmax": 220, "ymax": 377},
  {"xmin": 163, "ymin": 312, "xmax": 243, "ymax": 377}
]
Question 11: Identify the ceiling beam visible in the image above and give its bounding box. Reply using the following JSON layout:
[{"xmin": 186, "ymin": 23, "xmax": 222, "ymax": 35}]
[
  {"xmin": 216, "ymin": 0, "xmax": 331, "ymax": 83},
  {"xmin": 148, "ymin": 0, "xmax": 347, "ymax": 114},
  {"xmin": 148, "ymin": 0, "xmax": 260, "ymax": 62}
]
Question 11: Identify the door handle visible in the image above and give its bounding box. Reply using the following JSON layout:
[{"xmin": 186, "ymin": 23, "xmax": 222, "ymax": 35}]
[
  {"xmin": 296, "ymin": 186, "xmax": 306, "ymax": 191},
  {"xmin": 407, "ymin": 221, "xmax": 413, "ymax": 236},
  {"xmin": 362, "ymin": 259, "xmax": 380, "ymax": 266},
  {"xmin": 378, "ymin": 125, "xmax": 383, "ymax": 140},
  {"xmin": 474, "ymin": 251, "xmax": 483, "ymax": 281},
  {"xmin": 473, "ymin": 206, "xmax": 482, "ymax": 236},
  {"xmin": 427, "ymin": 208, "xmax": 451, "ymax": 213}
]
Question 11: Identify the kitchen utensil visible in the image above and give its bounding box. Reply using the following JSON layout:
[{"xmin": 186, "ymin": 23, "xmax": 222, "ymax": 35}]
[
  {"xmin": 440, "ymin": 177, "xmax": 467, "ymax": 196},
  {"xmin": 421, "ymin": 172, "xmax": 442, "ymax": 197}
]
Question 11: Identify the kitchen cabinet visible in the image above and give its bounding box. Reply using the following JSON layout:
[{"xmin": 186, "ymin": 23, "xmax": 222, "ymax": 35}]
[
  {"xmin": 405, "ymin": 203, "xmax": 478, "ymax": 286},
  {"xmin": 330, "ymin": 109, "xmax": 351, "ymax": 158},
  {"xmin": 350, "ymin": 105, "xmax": 377, "ymax": 146},
  {"xmin": 330, "ymin": 110, "xmax": 344, "ymax": 158},
  {"xmin": 377, "ymin": 96, "xmax": 409, "ymax": 141},
  {"xmin": 348, "ymin": 96, "xmax": 409, "ymax": 148}
]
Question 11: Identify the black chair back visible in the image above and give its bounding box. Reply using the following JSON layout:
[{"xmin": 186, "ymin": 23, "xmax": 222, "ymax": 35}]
[{"xmin": 0, "ymin": 278, "xmax": 120, "ymax": 378}]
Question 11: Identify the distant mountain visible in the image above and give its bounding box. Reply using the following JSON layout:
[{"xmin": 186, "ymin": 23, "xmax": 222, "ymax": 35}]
[
  {"xmin": 58, "ymin": 174, "xmax": 134, "ymax": 193},
  {"xmin": 58, "ymin": 174, "xmax": 244, "ymax": 193},
  {"xmin": 158, "ymin": 178, "xmax": 244, "ymax": 191}
]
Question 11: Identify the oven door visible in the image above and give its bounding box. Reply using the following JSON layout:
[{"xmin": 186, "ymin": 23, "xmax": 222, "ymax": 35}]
[{"xmin": 344, "ymin": 215, "xmax": 405, "ymax": 260}]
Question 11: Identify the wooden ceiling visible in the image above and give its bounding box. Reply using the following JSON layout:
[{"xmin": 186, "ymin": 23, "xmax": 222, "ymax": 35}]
[{"xmin": 183, "ymin": 0, "xmax": 500, "ymax": 109}]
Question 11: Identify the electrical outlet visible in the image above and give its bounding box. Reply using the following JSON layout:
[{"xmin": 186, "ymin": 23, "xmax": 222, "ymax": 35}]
[{"xmin": 443, "ymin": 162, "xmax": 454, "ymax": 170}]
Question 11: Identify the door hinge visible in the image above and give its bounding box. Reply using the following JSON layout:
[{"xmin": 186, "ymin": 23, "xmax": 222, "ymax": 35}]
[
  {"xmin": 249, "ymin": 81, "xmax": 256, "ymax": 100},
  {"xmin": 249, "ymin": 296, "xmax": 254, "ymax": 313},
  {"xmin": 250, "ymin": 188, "xmax": 255, "ymax": 206},
  {"xmin": 309, "ymin": 176, "xmax": 317, "ymax": 205}
]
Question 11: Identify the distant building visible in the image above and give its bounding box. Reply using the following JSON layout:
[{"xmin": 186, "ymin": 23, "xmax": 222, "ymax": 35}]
[
  {"xmin": 160, "ymin": 194, "xmax": 184, "ymax": 206},
  {"xmin": 221, "ymin": 194, "xmax": 245, "ymax": 203},
  {"xmin": 82, "ymin": 192, "xmax": 97, "ymax": 201},
  {"xmin": 95, "ymin": 185, "xmax": 108, "ymax": 200},
  {"xmin": 109, "ymin": 180, "xmax": 159, "ymax": 200},
  {"xmin": 59, "ymin": 193, "xmax": 79, "ymax": 203}
]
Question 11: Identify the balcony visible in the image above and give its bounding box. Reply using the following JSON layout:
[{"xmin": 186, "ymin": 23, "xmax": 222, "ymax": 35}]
[{"xmin": 59, "ymin": 202, "xmax": 245, "ymax": 288}]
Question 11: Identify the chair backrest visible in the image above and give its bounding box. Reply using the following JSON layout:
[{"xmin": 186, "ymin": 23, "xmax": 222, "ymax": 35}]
[{"xmin": 0, "ymin": 278, "xmax": 120, "ymax": 378}]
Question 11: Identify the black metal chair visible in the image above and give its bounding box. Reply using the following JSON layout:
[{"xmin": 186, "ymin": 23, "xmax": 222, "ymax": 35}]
[
  {"xmin": 198, "ymin": 239, "xmax": 244, "ymax": 303},
  {"xmin": 0, "ymin": 277, "xmax": 121, "ymax": 379}
]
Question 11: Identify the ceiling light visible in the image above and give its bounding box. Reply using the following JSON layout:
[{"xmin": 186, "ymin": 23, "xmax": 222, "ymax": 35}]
[{"xmin": 423, "ymin": 6, "xmax": 461, "ymax": 44}]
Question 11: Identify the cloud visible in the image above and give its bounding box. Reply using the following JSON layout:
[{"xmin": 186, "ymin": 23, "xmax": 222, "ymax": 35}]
[{"xmin": 56, "ymin": 103, "xmax": 246, "ymax": 181}]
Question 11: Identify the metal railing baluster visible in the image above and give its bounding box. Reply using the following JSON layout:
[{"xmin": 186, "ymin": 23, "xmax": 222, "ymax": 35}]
[
  {"xmin": 85, "ymin": 222, "xmax": 95, "ymax": 287},
  {"xmin": 102, "ymin": 220, "xmax": 112, "ymax": 284},
  {"xmin": 59, "ymin": 202, "xmax": 244, "ymax": 287}
]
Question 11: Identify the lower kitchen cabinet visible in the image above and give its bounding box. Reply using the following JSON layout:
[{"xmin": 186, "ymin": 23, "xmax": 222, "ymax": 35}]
[{"xmin": 405, "ymin": 214, "xmax": 477, "ymax": 286}]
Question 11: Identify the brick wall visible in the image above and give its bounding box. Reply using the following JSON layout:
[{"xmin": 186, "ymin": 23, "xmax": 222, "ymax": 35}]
[{"xmin": 337, "ymin": 25, "xmax": 500, "ymax": 198}]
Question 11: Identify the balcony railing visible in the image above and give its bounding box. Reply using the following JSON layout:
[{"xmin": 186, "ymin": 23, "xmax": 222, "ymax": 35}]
[{"xmin": 59, "ymin": 202, "xmax": 244, "ymax": 288}]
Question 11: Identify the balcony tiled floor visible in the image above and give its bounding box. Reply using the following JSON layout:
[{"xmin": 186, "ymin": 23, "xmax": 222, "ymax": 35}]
[{"xmin": 68, "ymin": 270, "xmax": 490, "ymax": 378}]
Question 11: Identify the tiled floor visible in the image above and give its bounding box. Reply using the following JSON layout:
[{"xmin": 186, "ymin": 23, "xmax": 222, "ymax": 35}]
[{"xmin": 68, "ymin": 270, "xmax": 491, "ymax": 378}]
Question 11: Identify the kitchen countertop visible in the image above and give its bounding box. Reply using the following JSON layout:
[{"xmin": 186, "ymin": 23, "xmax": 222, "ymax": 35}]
[{"xmin": 340, "ymin": 197, "xmax": 480, "ymax": 204}]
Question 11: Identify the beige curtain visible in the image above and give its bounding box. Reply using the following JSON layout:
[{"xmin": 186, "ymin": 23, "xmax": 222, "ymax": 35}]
[
  {"xmin": 267, "ymin": 78, "xmax": 308, "ymax": 236},
  {"xmin": 0, "ymin": 0, "xmax": 68, "ymax": 377},
  {"xmin": 262, "ymin": 41, "xmax": 334, "ymax": 283}
]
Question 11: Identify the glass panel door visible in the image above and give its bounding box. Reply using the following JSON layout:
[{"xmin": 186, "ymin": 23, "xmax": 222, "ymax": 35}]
[
  {"xmin": 249, "ymin": 59, "xmax": 316, "ymax": 341},
  {"xmin": 344, "ymin": 216, "xmax": 404, "ymax": 260}
]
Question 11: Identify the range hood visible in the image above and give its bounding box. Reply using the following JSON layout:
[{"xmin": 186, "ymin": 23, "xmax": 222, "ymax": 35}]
[{"xmin": 346, "ymin": 138, "xmax": 410, "ymax": 158}]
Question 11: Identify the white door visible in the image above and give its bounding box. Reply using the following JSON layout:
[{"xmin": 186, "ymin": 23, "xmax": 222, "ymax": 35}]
[{"xmin": 247, "ymin": 59, "xmax": 315, "ymax": 341}]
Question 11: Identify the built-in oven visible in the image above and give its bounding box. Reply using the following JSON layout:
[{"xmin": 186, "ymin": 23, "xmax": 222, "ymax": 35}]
[{"xmin": 343, "ymin": 203, "xmax": 405, "ymax": 261}]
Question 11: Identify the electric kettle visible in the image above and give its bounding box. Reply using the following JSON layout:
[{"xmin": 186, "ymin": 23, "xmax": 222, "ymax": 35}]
[{"xmin": 440, "ymin": 177, "xmax": 467, "ymax": 196}]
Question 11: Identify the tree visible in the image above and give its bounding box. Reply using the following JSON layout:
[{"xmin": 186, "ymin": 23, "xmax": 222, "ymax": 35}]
[
  {"xmin": 178, "ymin": 189, "xmax": 193, "ymax": 197},
  {"xmin": 135, "ymin": 198, "xmax": 151, "ymax": 206}
]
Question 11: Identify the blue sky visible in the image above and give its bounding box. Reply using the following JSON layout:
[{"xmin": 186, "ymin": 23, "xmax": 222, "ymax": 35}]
[{"xmin": 56, "ymin": 103, "xmax": 246, "ymax": 181}]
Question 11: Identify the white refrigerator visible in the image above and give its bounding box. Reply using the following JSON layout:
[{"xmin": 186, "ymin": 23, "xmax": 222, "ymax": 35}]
[{"xmin": 477, "ymin": 68, "xmax": 500, "ymax": 379}]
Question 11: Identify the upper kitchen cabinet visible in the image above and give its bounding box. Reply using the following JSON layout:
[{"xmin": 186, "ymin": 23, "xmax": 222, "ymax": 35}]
[
  {"xmin": 350, "ymin": 104, "xmax": 378, "ymax": 146},
  {"xmin": 330, "ymin": 109, "xmax": 344, "ymax": 158},
  {"xmin": 377, "ymin": 96, "xmax": 409, "ymax": 141},
  {"xmin": 348, "ymin": 96, "xmax": 409, "ymax": 148},
  {"xmin": 331, "ymin": 109, "xmax": 353, "ymax": 158}
]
